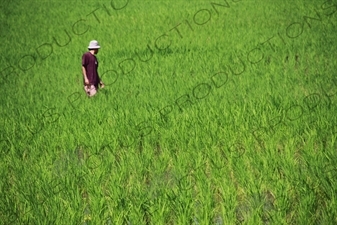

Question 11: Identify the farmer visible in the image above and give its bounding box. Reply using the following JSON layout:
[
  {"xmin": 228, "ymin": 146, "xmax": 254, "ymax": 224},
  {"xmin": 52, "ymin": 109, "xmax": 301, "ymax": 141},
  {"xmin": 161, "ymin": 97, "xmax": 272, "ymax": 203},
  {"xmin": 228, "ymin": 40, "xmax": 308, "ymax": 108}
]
[{"xmin": 82, "ymin": 40, "xmax": 104, "ymax": 97}]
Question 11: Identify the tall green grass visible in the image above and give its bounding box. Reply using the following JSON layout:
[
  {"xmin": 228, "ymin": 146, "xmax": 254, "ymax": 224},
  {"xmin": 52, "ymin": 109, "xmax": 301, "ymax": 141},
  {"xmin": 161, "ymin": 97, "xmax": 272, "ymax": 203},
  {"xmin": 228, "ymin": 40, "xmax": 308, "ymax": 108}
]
[{"xmin": 1, "ymin": 0, "xmax": 337, "ymax": 224}]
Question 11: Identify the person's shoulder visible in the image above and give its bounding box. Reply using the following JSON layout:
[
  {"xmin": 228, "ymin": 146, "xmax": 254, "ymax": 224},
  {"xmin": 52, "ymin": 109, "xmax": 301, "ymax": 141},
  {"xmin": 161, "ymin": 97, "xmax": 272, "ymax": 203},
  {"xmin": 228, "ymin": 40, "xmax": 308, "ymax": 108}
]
[{"xmin": 82, "ymin": 51, "xmax": 91, "ymax": 59}]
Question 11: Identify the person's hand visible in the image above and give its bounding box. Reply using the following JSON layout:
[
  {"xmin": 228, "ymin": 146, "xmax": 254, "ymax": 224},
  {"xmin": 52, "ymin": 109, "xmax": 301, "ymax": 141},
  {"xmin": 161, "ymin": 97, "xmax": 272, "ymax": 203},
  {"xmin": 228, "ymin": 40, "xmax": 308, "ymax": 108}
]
[{"xmin": 85, "ymin": 78, "xmax": 90, "ymax": 85}]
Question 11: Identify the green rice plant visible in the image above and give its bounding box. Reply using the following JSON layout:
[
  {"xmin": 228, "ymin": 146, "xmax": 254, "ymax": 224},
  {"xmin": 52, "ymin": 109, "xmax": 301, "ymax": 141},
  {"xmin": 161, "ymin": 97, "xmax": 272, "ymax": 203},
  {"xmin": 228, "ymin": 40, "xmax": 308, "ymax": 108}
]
[{"xmin": 1, "ymin": 0, "xmax": 337, "ymax": 224}]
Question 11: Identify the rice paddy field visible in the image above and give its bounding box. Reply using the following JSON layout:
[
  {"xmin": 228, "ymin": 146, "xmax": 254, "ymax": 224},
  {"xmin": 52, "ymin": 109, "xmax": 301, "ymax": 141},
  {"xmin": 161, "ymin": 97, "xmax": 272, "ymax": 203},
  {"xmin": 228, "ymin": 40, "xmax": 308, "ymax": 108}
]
[{"xmin": 1, "ymin": 0, "xmax": 337, "ymax": 224}]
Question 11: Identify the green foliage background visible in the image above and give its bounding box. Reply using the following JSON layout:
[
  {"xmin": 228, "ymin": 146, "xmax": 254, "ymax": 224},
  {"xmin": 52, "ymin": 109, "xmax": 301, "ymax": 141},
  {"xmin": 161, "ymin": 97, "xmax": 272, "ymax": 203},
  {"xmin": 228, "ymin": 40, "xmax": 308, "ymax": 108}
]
[{"xmin": 0, "ymin": 0, "xmax": 336, "ymax": 224}]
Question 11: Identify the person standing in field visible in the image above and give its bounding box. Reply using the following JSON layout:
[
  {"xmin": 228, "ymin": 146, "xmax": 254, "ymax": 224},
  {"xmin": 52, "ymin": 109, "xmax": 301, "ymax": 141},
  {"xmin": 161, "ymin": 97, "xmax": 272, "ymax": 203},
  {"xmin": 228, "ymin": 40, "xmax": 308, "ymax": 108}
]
[{"xmin": 82, "ymin": 40, "xmax": 105, "ymax": 97}]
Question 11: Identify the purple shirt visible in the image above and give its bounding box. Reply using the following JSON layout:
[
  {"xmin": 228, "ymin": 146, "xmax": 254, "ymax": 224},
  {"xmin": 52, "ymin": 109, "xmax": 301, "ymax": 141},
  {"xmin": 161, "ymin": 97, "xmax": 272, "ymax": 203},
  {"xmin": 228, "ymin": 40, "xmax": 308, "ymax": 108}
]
[{"xmin": 82, "ymin": 52, "xmax": 100, "ymax": 86}]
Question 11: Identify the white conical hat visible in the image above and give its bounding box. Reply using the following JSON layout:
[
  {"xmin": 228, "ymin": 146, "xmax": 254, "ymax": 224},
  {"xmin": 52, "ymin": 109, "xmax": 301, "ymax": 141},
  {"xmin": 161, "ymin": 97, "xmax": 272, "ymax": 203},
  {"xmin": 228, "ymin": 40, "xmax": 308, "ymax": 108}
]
[{"xmin": 88, "ymin": 40, "xmax": 100, "ymax": 49}]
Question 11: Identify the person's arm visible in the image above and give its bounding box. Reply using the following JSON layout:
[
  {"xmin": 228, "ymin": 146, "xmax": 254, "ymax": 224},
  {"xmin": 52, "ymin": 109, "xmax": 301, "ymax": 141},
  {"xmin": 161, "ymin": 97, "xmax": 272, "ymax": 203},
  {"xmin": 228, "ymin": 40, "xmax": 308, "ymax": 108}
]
[
  {"xmin": 97, "ymin": 73, "xmax": 104, "ymax": 88},
  {"xmin": 99, "ymin": 77, "xmax": 105, "ymax": 88},
  {"xmin": 82, "ymin": 54, "xmax": 90, "ymax": 85},
  {"xmin": 82, "ymin": 66, "xmax": 89, "ymax": 85}
]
